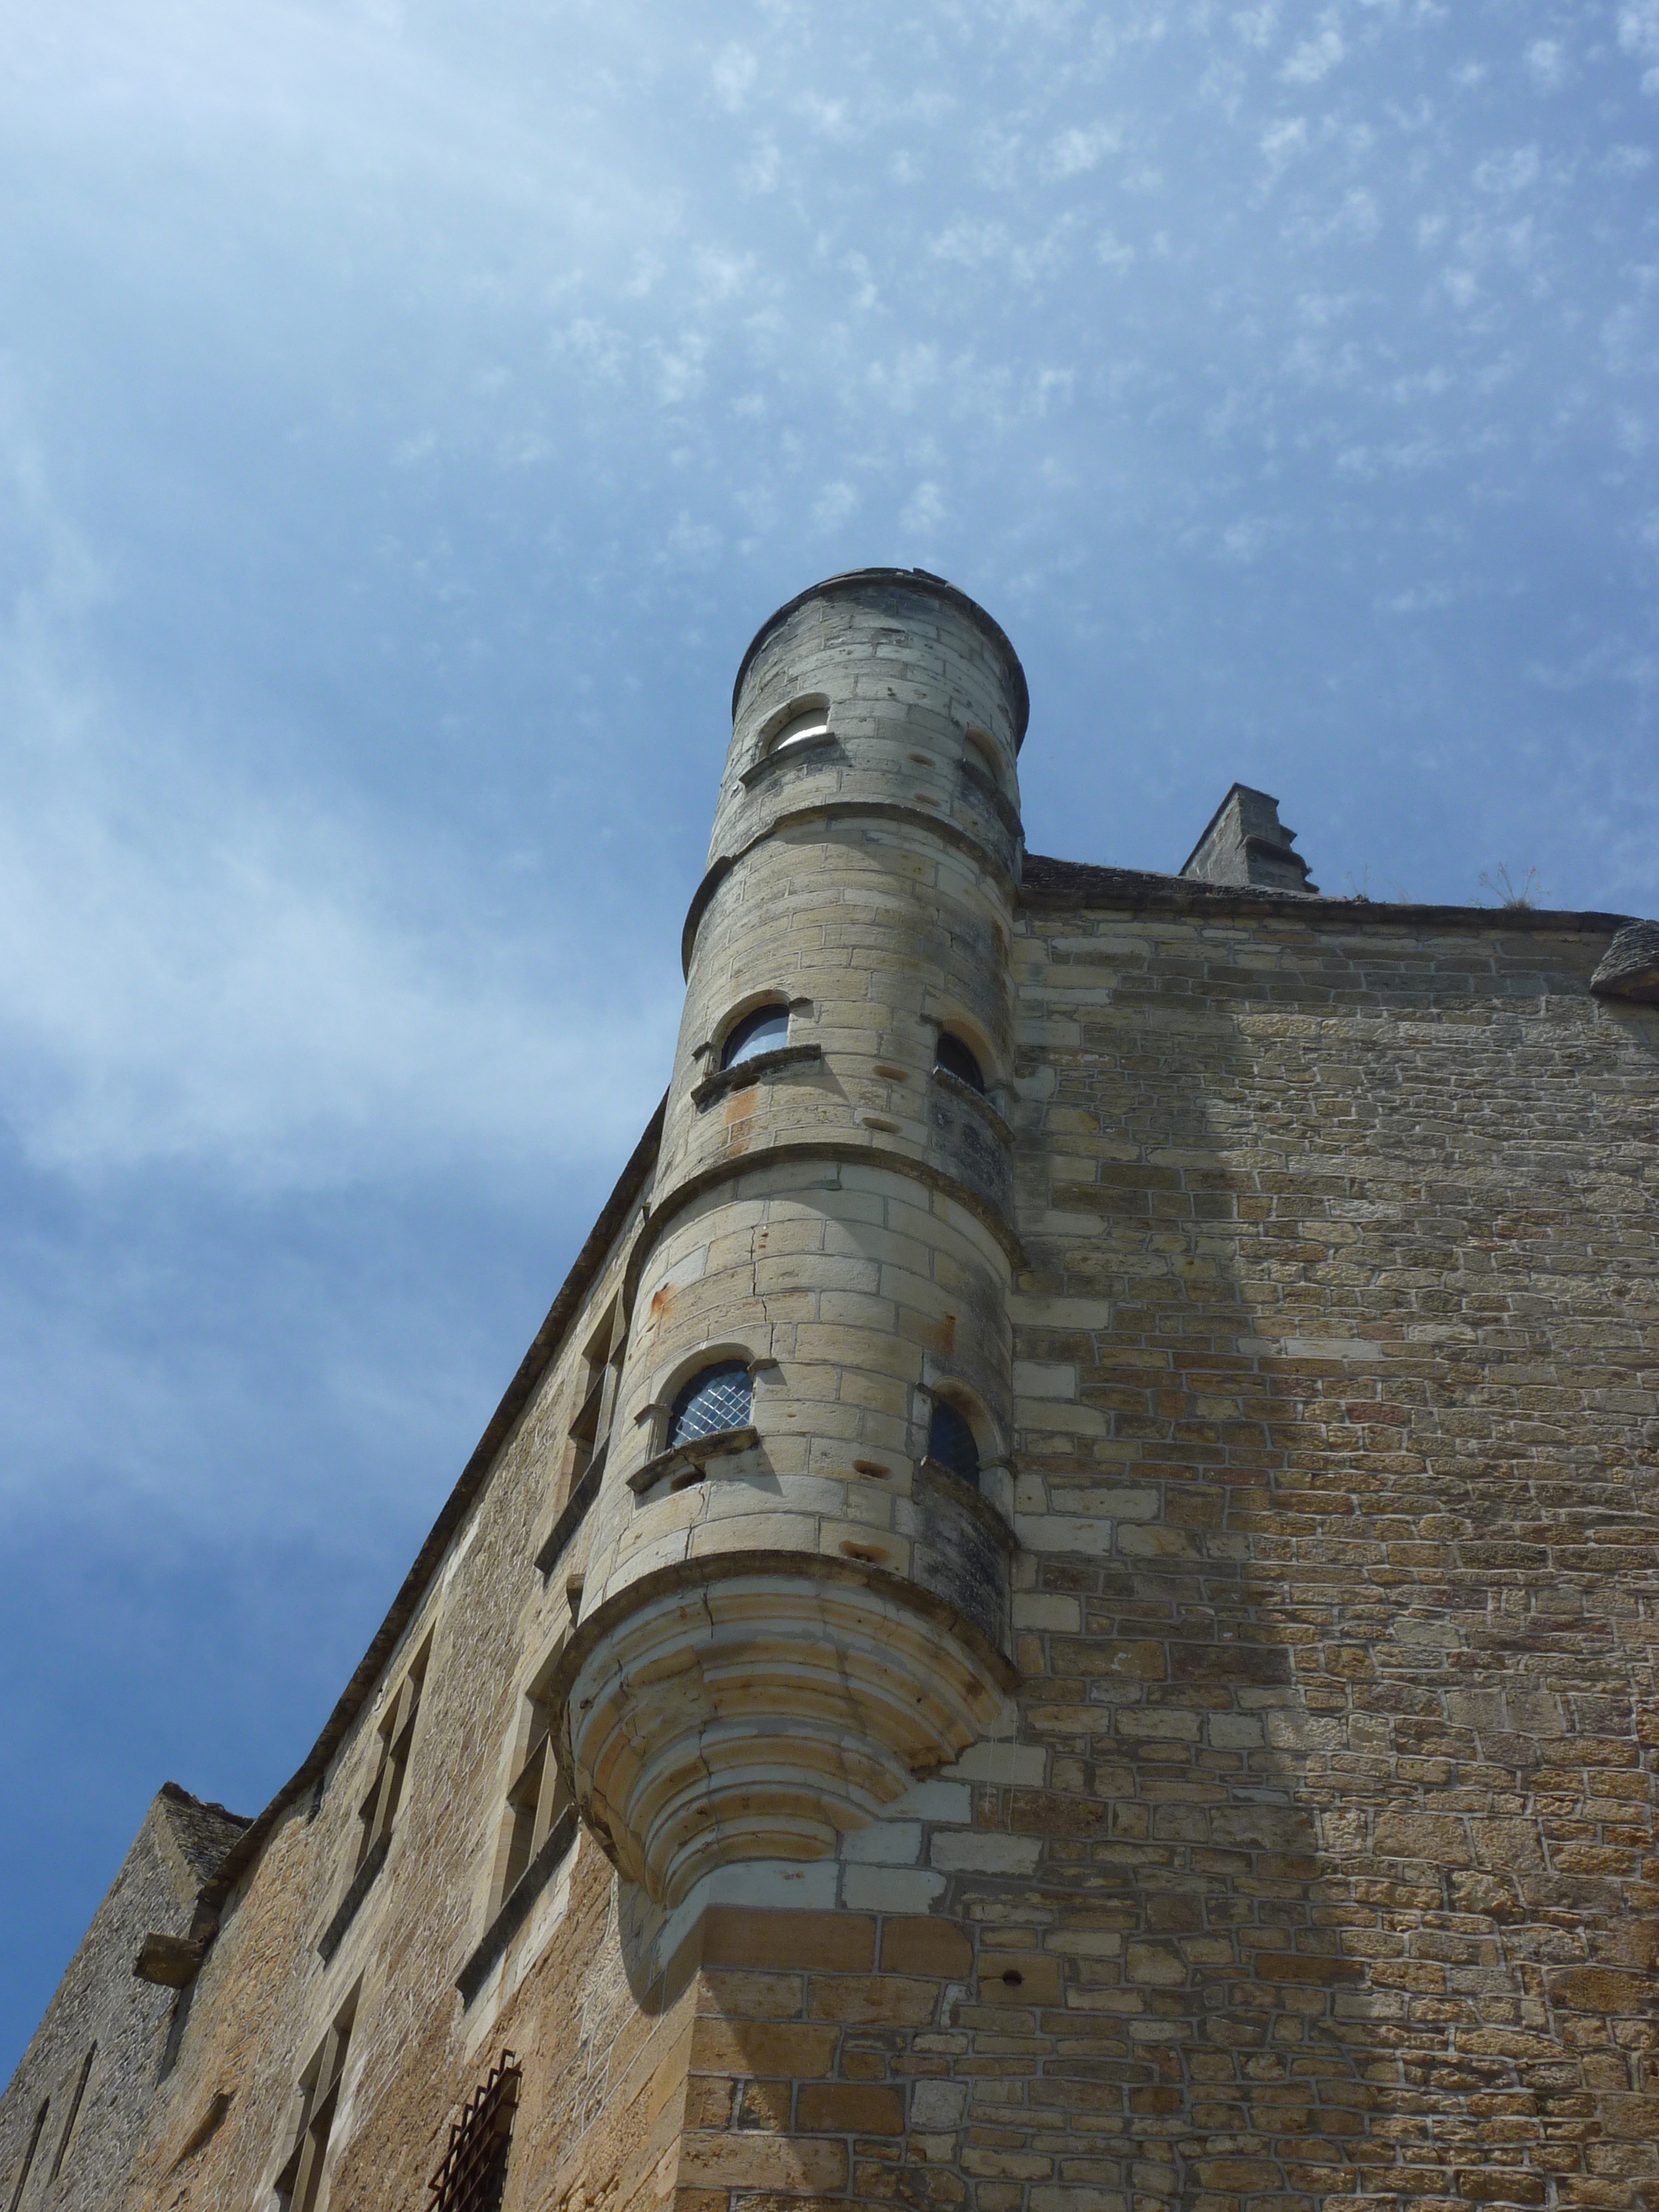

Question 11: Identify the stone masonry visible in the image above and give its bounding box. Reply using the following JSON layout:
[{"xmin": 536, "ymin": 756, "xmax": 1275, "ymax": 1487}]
[{"xmin": 4, "ymin": 568, "xmax": 1657, "ymax": 2212}]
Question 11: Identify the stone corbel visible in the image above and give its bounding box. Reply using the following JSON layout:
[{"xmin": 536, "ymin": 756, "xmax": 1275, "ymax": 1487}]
[
  {"xmin": 626, "ymin": 1424, "xmax": 760, "ymax": 1495},
  {"xmin": 1590, "ymin": 921, "xmax": 1659, "ymax": 1005},
  {"xmin": 133, "ymin": 1931, "xmax": 210, "ymax": 1988}
]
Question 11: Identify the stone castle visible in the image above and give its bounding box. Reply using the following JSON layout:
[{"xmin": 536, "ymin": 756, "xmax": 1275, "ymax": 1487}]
[{"xmin": 5, "ymin": 568, "xmax": 1658, "ymax": 2212}]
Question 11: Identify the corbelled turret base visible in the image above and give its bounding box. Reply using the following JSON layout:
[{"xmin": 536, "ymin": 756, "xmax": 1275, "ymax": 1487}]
[{"xmin": 553, "ymin": 1559, "xmax": 1013, "ymax": 1906}]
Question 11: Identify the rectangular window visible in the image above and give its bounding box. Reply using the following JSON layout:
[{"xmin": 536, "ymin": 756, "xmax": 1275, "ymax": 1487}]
[
  {"xmin": 494, "ymin": 1650, "xmax": 572, "ymax": 1911},
  {"xmin": 275, "ymin": 1988, "xmax": 358, "ymax": 2212},
  {"xmin": 565, "ymin": 1302, "xmax": 626, "ymax": 1490},
  {"xmin": 355, "ymin": 1635, "xmax": 431, "ymax": 1874}
]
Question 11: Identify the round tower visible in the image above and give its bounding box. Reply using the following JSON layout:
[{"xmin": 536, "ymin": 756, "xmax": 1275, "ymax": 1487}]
[{"xmin": 552, "ymin": 570, "xmax": 1028, "ymax": 1906}]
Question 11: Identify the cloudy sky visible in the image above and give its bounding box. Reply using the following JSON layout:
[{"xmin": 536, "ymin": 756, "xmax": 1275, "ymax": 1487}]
[{"xmin": 2, "ymin": 0, "xmax": 1655, "ymax": 2067}]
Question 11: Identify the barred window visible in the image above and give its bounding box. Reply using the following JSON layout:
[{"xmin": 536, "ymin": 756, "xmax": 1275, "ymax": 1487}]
[
  {"xmin": 426, "ymin": 2052, "xmax": 521, "ymax": 2212},
  {"xmin": 667, "ymin": 1362, "xmax": 752, "ymax": 1448}
]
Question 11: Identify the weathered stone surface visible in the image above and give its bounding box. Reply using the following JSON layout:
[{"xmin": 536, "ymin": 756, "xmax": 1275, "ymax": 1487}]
[
  {"xmin": 1590, "ymin": 917, "xmax": 1659, "ymax": 1001},
  {"xmin": 10, "ymin": 571, "xmax": 1659, "ymax": 2212}
]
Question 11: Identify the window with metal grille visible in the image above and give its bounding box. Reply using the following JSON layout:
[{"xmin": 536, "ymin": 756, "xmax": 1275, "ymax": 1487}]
[
  {"xmin": 666, "ymin": 1361, "xmax": 752, "ymax": 1448},
  {"xmin": 426, "ymin": 2053, "xmax": 521, "ymax": 2212},
  {"xmin": 927, "ymin": 1400, "xmax": 981, "ymax": 1489}
]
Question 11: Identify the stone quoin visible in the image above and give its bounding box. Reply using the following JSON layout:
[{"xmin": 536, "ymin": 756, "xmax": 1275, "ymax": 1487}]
[{"xmin": 5, "ymin": 568, "xmax": 1658, "ymax": 2212}]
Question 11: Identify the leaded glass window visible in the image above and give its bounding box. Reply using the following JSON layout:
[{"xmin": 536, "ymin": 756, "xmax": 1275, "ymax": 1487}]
[{"xmin": 668, "ymin": 1362, "xmax": 753, "ymax": 1447}]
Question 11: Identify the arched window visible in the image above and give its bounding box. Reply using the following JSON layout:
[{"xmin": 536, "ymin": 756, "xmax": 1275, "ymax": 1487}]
[
  {"xmin": 667, "ymin": 1361, "xmax": 753, "ymax": 1448},
  {"xmin": 927, "ymin": 1401, "xmax": 980, "ymax": 1489},
  {"xmin": 721, "ymin": 1005, "xmax": 790, "ymax": 1070},
  {"xmin": 933, "ymin": 1030, "xmax": 985, "ymax": 1094},
  {"xmin": 768, "ymin": 702, "xmax": 830, "ymax": 754}
]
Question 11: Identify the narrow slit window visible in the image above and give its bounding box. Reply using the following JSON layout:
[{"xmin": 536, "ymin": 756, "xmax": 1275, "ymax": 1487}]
[
  {"xmin": 7, "ymin": 2100, "xmax": 49, "ymax": 2212},
  {"xmin": 49, "ymin": 2046, "xmax": 95, "ymax": 2182},
  {"xmin": 720, "ymin": 1007, "xmax": 789, "ymax": 1071},
  {"xmin": 666, "ymin": 1362, "xmax": 752, "ymax": 1449},
  {"xmin": 927, "ymin": 1401, "xmax": 981, "ymax": 1489}
]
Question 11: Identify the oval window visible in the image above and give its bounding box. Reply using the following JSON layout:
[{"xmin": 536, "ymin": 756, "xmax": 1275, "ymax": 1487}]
[
  {"xmin": 667, "ymin": 1362, "xmax": 753, "ymax": 1448},
  {"xmin": 721, "ymin": 1006, "xmax": 790, "ymax": 1071},
  {"xmin": 933, "ymin": 1031, "xmax": 985, "ymax": 1094},
  {"xmin": 927, "ymin": 1401, "xmax": 980, "ymax": 1488}
]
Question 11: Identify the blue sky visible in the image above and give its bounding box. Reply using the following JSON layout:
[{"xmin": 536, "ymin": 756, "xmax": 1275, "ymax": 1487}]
[{"xmin": 2, "ymin": 0, "xmax": 1655, "ymax": 2068}]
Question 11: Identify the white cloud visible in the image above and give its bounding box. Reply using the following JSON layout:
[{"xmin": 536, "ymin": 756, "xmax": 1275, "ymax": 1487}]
[
  {"xmin": 812, "ymin": 479, "xmax": 860, "ymax": 529},
  {"xmin": 899, "ymin": 480, "xmax": 946, "ymax": 535},
  {"xmin": 1524, "ymin": 39, "xmax": 1566, "ymax": 93},
  {"xmin": 1047, "ymin": 124, "xmax": 1118, "ymax": 178},
  {"xmin": 1259, "ymin": 115, "xmax": 1310, "ymax": 177},
  {"xmin": 1473, "ymin": 145, "xmax": 1540, "ymax": 195},
  {"xmin": 0, "ymin": 413, "xmax": 671, "ymax": 1192},
  {"xmin": 712, "ymin": 42, "xmax": 757, "ymax": 111},
  {"xmin": 1281, "ymin": 24, "xmax": 1344, "ymax": 83},
  {"xmin": 1619, "ymin": 2, "xmax": 1659, "ymax": 90}
]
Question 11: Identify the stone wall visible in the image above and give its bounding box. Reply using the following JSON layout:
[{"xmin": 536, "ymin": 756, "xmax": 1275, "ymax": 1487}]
[
  {"xmin": 0, "ymin": 1788, "xmax": 246, "ymax": 2212},
  {"xmin": 8, "ymin": 574, "xmax": 1657, "ymax": 2212}
]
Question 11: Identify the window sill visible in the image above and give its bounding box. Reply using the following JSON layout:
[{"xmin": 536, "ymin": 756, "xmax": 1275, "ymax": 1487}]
[
  {"xmin": 318, "ymin": 1831, "xmax": 389, "ymax": 1963},
  {"xmin": 692, "ymin": 1042, "xmax": 823, "ymax": 1110},
  {"xmin": 930, "ymin": 1066, "xmax": 1014, "ymax": 1144},
  {"xmin": 535, "ymin": 1456, "xmax": 603, "ymax": 1575},
  {"xmin": 628, "ymin": 1425, "xmax": 759, "ymax": 1495},
  {"xmin": 917, "ymin": 1455, "xmax": 1018, "ymax": 1550},
  {"xmin": 456, "ymin": 1808, "xmax": 578, "ymax": 2008},
  {"xmin": 739, "ymin": 730, "xmax": 840, "ymax": 787}
]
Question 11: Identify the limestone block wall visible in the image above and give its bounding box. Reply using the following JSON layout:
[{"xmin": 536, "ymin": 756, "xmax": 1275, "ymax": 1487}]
[
  {"xmin": 11, "ymin": 570, "xmax": 1659, "ymax": 2212},
  {"xmin": 0, "ymin": 1789, "xmax": 244, "ymax": 2212},
  {"xmin": 109, "ymin": 1221, "xmax": 684, "ymax": 2212},
  {"xmin": 558, "ymin": 575, "xmax": 1031, "ymax": 1909},
  {"xmin": 617, "ymin": 886, "xmax": 1658, "ymax": 2212}
]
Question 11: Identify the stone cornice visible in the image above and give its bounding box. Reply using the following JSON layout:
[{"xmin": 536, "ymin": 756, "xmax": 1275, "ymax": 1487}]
[{"xmin": 1021, "ymin": 852, "xmax": 1644, "ymax": 936}]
